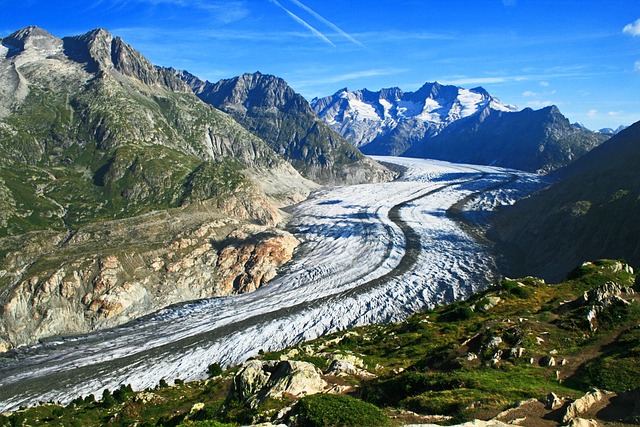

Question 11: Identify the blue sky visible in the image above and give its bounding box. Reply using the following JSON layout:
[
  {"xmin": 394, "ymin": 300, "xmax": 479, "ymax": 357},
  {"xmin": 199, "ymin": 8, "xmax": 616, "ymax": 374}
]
[{"xmin": 1, "ymin": 0, "xmax": 639, "ymax": 130}]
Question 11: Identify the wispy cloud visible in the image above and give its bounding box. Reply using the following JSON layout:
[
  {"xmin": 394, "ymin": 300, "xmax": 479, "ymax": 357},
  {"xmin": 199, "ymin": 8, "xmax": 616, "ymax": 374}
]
[
  {"xmin": 291, "ymin": 68, "xmax": 407, "ymax": 89},
  {"xmin": 587, "ymin": 109, "xmax": 598, "ymax": 118},
  {"xmin": 441, "ymin": 66, "xmax": 606, "ymax": 87},
  {"xmin": 288, "ymin": 0, "xmax": 364, "ymax": 47},
  {"xmin": 635, "ymin": 60, "xmax": 640, "ymax": 73},
  {"xmin": 623, "ymin": 18, "xmax": 640, "ymax": 36},
  {"xmin": 268, "ymin": 0, "xmax": 335, "ymax": 46}
]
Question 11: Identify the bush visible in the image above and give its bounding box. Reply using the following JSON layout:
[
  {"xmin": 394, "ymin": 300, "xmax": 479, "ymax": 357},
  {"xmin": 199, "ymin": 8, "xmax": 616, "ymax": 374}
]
[
  {"xmin": 296, "ymin": 394, "xmax": 389, "ymax": 427},
  {"xmin": 439, "ymin": 306, "xmax": 474, "ymax": 322},
  {"xmin": 101, "ymin": 389, "xmax": 116, "ymax": 408},
  {"xmin": 207, "ymin": 363, "xmax": 223, "ymax": 378},
  {"xmin": 501, "ymin": 280, "xmax": 531, "ymax": 299}
]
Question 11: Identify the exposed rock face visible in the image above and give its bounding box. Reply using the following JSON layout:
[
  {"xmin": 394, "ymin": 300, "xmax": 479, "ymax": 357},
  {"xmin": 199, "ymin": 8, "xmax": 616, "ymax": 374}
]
[
  {"xmin": 174, "ymin": 71, "xmax": 395, "ymax": 185},
  {"xmin": 563, "ymin": 389, "xmax": 608, "ymax": 423},
  {"xmin": 231, "ymin": 360, "xmax": 327, "ymax": 408},
  {"xmin": 0, "ymin": 212, "xmax": 299, "ymax": 350}
]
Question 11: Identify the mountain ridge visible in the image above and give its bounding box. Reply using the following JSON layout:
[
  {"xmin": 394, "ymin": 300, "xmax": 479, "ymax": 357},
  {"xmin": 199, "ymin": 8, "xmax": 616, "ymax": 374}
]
[
  {"xmin": 173, "ymin": 70, "xmax": 395, "ymax": 185},
  {"xmin": 313, "ymin": 82, "xmax": 609, "ymax": 172}
]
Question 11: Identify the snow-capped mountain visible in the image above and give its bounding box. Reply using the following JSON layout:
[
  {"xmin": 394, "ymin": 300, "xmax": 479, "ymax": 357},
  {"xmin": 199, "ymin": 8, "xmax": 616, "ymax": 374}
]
[{"xmin": 311, "ymin": 81, "xmax": 517, "ymax": 155}]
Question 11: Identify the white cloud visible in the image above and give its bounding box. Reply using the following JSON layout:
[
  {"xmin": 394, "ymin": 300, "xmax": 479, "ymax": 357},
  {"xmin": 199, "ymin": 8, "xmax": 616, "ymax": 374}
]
[
  {"xmin": 623, "ymin": 18, "xmax": 640, "ymax": 36},
  {"xmin": 608, "ymin": 111, "xmax": 623, "ymax": 117},
  {"xmin": 635, "ymin": 61, "xmax": 640, "ymax": 73},
  {"xmin": 539, "ymin": 81, "xmax": 549, "ymax": 87},
  {"xmin": 587, "ymin": 109, "xmax": 598, "ymax": 118},
  {"xmin": 522, "ymin": 90, "xmax": 537, "ymax": 97}
]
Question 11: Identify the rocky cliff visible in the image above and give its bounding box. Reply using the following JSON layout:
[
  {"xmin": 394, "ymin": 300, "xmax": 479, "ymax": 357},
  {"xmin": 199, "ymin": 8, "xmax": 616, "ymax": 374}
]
[
  {"xmin": 0, "ymin": 204, "xmax": 299, "ymax": 351},
  {"xmin": 174, "ymin": 71, "xmax": 395, "ymax": 185}
]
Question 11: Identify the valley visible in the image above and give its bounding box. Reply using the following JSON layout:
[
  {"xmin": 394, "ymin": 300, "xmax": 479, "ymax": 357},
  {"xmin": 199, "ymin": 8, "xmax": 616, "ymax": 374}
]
[{"xmin": 0, "ymin": 156, "xmax": 544, "ymax": 412}]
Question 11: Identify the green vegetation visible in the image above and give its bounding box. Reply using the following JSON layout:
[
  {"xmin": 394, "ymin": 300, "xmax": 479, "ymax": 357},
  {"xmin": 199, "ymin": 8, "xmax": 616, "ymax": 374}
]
[
  {"xmin": 295, "ymin": 394, "xmax": 389, "ymax": 427},
  {"xmin": 1, "ymin": 260, "xmax": 638, "ymax": 426}
]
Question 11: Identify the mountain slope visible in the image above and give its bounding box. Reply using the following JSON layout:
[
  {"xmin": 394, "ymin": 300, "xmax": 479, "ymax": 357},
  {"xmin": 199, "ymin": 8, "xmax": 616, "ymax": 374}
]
[
  {"xmin": 312, "ymin": 82, "xmax": 517, "ymax": 156},
  {"xmin": 175, "ymin": 71, "xmax": 394, "ymax": 185},
  {"xmin": 405, "ymin": 105, "xmax": 609, "ymax": 173},
  {"xmin": 0, "ymin": 27, "xmax": 317, "ymax": 349},
  {"xmin": 492, "ymin": 120, "xmax": 640, "ymax": 281}
]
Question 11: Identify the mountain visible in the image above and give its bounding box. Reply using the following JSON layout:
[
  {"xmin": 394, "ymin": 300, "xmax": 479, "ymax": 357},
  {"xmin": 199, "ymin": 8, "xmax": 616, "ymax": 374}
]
[
  {"xmin": 404, "ymin": 105, "xmax": 609, "ymax": 173},
  {"xmin": 313, "ymin": 83, "xmax": 608, "ymax": 173},
  {"xmin": 312, "ymin": 82, "xmax": 517, "ymax": 156},
  {"xmin": 0, "ymin": 27, "xmax": 319, "ymax": 349},
  {"xmin": 174, "ymin": 71, "xmax": 394, "ymax": 185},
  {"xmin": 492, "ymin": 120, "xmax": 640, "ymax": 281},
  {"xmin": 597, "ymin": 125, "xmax": 628, "ymax": 135}
]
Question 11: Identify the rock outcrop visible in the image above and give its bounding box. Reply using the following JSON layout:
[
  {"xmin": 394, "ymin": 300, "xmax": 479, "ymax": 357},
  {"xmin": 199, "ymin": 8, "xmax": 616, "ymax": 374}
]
[
  {"xmin": 563, "ymin": 389, "xmax": 609, "ymax": 423},
  {"xmin": 230, "ymin": 360, "xmax": 328, "ymax": 408},
  {"xmin": 0, "ymin": 212, "xmax": 299, "ymax": 350}
]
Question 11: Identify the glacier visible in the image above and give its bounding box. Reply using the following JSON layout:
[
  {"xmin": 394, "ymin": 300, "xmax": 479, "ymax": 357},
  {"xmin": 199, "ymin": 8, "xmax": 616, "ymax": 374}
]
[{"xmin": 0, "ymin": 157, "xmax": 545, "ymax": 411}]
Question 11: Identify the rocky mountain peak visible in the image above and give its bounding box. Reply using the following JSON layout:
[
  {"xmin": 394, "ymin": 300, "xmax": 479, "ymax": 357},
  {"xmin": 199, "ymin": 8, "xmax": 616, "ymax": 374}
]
[
  {"xmin": 2, "ymin": 26, "xmax": 62, "ymax": 57},
  {"xmin": 212, "ymin": 72, "xmax": 298, "ymax": 111},
  {"xmin": 408, "ymin": 81, "xmax": 458, "ymax": 103},
  {"xmin": 62, "ymin": 28, "xmax": 189, "ymax": 91}
]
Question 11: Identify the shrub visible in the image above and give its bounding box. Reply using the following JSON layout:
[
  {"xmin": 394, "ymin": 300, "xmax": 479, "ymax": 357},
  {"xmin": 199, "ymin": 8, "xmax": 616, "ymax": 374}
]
[
  {"xmin": 101, "ymin": 389, "xmax": 116, "ymax": 408},
  {"xmin": 439, "ymin": 306, "xmax": 474, "ymax": 322},
  {"xmin": 501, "ymin": 280, "xmax": 531, "ymax": 299},
  {"xmin": 296, "ymin": 394, "xmax": 389, "ymax": 427},
  {"xmin": 207, "ymin": 363, "xmax": 223, "ymax": 378}
]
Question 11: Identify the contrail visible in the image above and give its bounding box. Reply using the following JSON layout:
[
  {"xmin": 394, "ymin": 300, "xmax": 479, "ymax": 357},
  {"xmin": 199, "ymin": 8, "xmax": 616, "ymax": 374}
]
[
  {"xmin": 289, "ymin": 0, "xmax": 365, "ymax": 47},
  {"xmin": 269, "ymin": 0, "xmax": 335, "ymax": 46}
]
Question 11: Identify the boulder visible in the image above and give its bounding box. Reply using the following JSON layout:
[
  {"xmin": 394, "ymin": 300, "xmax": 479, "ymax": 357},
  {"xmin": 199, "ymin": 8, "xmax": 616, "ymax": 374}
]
[
  {"xmin": 566, "ymin": 418, "xmax": 600, "ymax": 427},
  {"xmin": 325, "ymin": 360, "xmax": 358, "ymax": 376},
  {"xmin": 231, "ymin": 360, "xmax": 327, "ymax": 408},
  {"xmin": 544, "ymin": 392, "xmax": 562, "ymax": 410},
  {"xmin": 563, "ymin": 389, "xmax": 606, "ymax": 423}
]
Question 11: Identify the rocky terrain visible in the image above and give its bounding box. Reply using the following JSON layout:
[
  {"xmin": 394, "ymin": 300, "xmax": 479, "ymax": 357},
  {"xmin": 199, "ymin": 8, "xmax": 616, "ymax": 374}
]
[
  {"xmin": 313, "ymin": 83, "xmax": 608, "ymax": 173},
  {"xmin": 175, "ymin": 71, "xmax": 394, "ymax": 185},
  {"xmin": 0, "ymin": 26, "xmax": 321, "ymax": 350},
  {"xmin": 493, "ymin": 120, "xmax": 640, "ymax": 281},
  {"xmin": 2, "ymin": 259, "xmax": 638, "ymax": 426}
]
